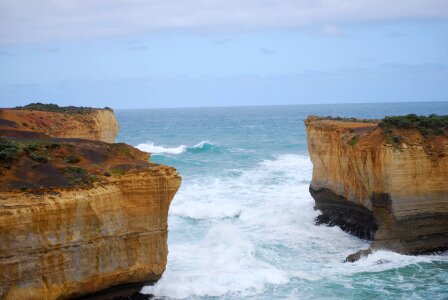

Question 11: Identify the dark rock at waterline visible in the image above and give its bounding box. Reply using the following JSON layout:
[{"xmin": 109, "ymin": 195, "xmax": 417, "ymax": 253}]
[
  {"xmin": 345, "ymin": 248, "xmax": 373, "ymax": 263},
  {"xmin": 305, "ymin": 116, "xmax": 448, "ymax": 259},
  {"xmin": 311, "ymin": 187, "xmax": 377, "ymax": 240}
]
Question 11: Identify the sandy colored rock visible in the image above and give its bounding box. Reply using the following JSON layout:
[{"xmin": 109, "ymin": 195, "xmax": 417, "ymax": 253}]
[
  {"xmin": 0, "ymin": 106, "xmax": 181, "ymax": 298},
  {"xmin": 0, "ymin": 108, "xmax": 119, "ymax": 143},
  {"xmin": 305, "ymin": 116, "xmax": 448, "ymax": 256},
  {"xmin": 0, "ymin": 168, "xmax": 180, "ymax": 299}
]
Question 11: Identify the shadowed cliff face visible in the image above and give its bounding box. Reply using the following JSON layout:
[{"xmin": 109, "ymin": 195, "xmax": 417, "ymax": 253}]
[
  {"xmin": 305, "ymin": 116, "xmax": 448, "ymax": 259},
  {"xmin": 0, "ymin": 107, "xmax": 181, "ymax": 299},
  {"xmin": 0, "ymin": 108, "xmax": 119, "ymax": 143}
]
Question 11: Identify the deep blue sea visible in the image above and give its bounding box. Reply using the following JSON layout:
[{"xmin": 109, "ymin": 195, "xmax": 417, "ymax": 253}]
[{"xmin": 116, "ymin": 102, "xmax": 448, "ymax": 300}]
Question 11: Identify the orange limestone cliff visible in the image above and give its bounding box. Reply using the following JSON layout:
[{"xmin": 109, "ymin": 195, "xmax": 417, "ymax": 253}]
[
  {"xmin": 305, "ymin": 116, "xmax": 448, "ymax": 260},
  {"xmin": 0, "ymin": 103, "xmax": 119, "ymax": 143},
  {"xmin": 0, "ymin": 106, "xmax": 181, "ymax": 299}
]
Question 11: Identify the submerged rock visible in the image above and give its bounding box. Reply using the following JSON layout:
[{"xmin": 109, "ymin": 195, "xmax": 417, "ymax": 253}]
[
  {"xmin": 305, "ymin": 115, "xmax": 448, "ymax": 260},
  {"xmin": 345, "ymin": 248, "xmax": 373, "ymax": 263}
]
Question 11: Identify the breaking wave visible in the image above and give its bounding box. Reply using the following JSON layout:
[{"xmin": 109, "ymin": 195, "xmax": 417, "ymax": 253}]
[{"xmin": 136, "ymin": 140, "xmax": 229, "ymax": 155}]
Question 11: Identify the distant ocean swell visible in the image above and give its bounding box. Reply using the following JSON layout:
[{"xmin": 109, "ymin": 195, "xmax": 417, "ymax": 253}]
[{"xmin": 136, "ymin": 140, "xmax": 227, "ymax": 155}]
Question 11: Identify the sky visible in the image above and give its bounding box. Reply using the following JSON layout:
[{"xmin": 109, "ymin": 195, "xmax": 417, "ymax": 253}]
[{"xmin": 0, "ymin": 0, "xmax": 447, "ymax": 108}]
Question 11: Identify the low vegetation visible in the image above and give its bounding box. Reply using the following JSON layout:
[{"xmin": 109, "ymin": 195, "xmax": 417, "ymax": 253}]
[
  {"xmin": 348, "ymin": 135, "xmax": 360, "ymax": 146},
  {"xmin": 14, "ymin": 102, "xmax": 113, "ymax": 114},
  {"xmin": 379, "ymin": 114, "xmax": 448, "ymax": 136},
  {"xmin": 0, "ymin": 138, "xmax": 20, "ymax": 162},
  {"xmin": 66, "ymin": 154, "xmax": 80, "ymax": 164},
  {"xmin": 319, "ymin": 116, "xmax": 380, "ymax": 123}
]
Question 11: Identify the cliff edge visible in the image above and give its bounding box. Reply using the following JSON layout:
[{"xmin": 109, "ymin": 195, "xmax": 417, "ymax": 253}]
[
  {"xmin": 0, "ymin": 103, "xmax": 119, "ymax": 143},
  {"xmin": 0, "ymin": 105, "xmax": 181, "ymax": 299},
  {"xmin": 305, "ymin": 115, "xmax": 448, "ymax": 260}
]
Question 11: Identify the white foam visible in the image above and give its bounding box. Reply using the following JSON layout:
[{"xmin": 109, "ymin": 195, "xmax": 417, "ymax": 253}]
[
  {"xmin": 135, "ymin": 142, "xmax": 187, "ymax": 155},
  {"xmin": 141, "ymin": 154, "xmax": 312, "ymax": 298},
  {"xmin": 135, "ymin": 140, "xmax": 217, "ymax": 155},
  {"xmin": 142, "ymin": 153, "xmax": 448, "ymax": 299},
  {"xmin": 141, "ymin": 224, "xmax": 288, "ymax": 299}
]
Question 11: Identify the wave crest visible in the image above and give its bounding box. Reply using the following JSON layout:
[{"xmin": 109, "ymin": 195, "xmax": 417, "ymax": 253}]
[
  {"xmin": 135, "ymin": 142, "xmax": 187, "ymax": 155},
  {"xmin": 136, "ymin": 140, "xmax": 227, "ymax": 155}
]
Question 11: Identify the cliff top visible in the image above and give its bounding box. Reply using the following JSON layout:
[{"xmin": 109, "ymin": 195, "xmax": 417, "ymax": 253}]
[
  {"xmin": 0, "ymin": 136, "xmax": 178, "ymax": 192},
  {"xmin": 305, "ymin": 115, "xmax": 448, "ymax": 155},
  {"xmin": 0, "ymin": 103, "xmax": 119, "ymax": 143},
  {"xmin": 12, "ymin": 102, "xmax": 113, "ymax": 114}
]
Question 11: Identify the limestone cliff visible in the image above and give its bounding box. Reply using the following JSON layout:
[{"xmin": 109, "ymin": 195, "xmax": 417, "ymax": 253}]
[
  {"xmin": 305, "ymin": 116, "xmax": 448, "ymax": 258},
  {"xmin": 0, "ymin": 106, "xmax": 181, "ymax": 299},
  {"xmin": 0, "ymin": 168, "xmax": 180, "ymax": 300},
  {"xmin": 0, "ymin": 107, "xmax": 119, "ymax": 143}
]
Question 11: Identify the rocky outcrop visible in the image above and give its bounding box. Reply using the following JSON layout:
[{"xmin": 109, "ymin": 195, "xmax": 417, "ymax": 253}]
[
  {"xmin": 0, "ymin": 168, "xmax": 180, "ymax": 300},
  {"xmin": 0, "ymin": 106, "xmax": 181, "ymax": 299},
  {"xmin": 0, "ymin": 108, "xmax": 119, "ymax": 143},
  {"xmin": 305, "ymin": 116, "xmax": 448, "ymax": 259}
]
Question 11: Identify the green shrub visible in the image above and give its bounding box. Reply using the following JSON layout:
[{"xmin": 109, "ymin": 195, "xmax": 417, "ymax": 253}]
[
  {"xmin": 66, "ymin": 155, "xmax": 80, "ymax": 164},
  {"xmin": 0, "ymin": 138, "xmax": 20, "ymax": 162},
  {"xmin": 64, "ymin": 166, "xmax": 86, "ymax": 175},
  {"xmin": 15, "ymin": 103, "xmax": 95, "ymax": 114},
  {"xmin": 29, "ymin": 152, "xmax": 49, "ymax": 163},
  {"xmin": 348, "ymin": 135, "xmax": 360, "ymax": 146},
  {"xmin": 23, "ymin": 143, "xmax": 39, "ymax": 153},
  {"xmin": 379, "ymin": 114, "xmax": 448, "ymax": 135}
]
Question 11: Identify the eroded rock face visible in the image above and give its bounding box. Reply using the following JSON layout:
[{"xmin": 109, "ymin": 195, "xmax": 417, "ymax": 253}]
[
  {"xmin": 0, "ymin": 108, "xmax": 119, "ymax": 143},
  {"xmin": 305, "ymin": 116, "xmax": 448, "ymax": 257},
  {"xmin": 0, "ymin": 106, "xmax": 181, "ymax": 299},
  {"xmin": 0, "ymin": 168, "xmax": 181, "ymax": 299}
]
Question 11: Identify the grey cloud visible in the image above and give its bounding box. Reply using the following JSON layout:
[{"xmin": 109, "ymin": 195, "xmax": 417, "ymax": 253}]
[{"xmin": 0, "ymin": 1, "xmax": 447, "ymax": 44}]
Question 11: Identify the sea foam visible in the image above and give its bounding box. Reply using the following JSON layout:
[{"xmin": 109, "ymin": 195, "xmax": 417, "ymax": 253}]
[{"xmin": 136, "ymin": 140, "xmax": 222, "ymax": 155}]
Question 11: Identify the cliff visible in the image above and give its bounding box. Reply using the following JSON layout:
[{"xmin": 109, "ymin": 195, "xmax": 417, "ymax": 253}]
[
  {"xmin": 0, "ymin": 106, "xmax": 181, "ymax": 299},
  {"xmin": 305, "ymin": 116, "xmax": 448, "ymax": 259},
  {"xmin": 0, "ymin": 105, "xmax": 119, "ymax": 143}
]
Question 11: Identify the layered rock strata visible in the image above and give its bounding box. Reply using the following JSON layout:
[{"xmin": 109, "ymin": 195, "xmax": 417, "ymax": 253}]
[
  {"xmin": 0, "ymin": 106, "xmax": 181, "ymax": 299},
  {"xmin": 0, "ymin": 107, "xmax": 119, "ymax": 143},
  {"xmin": 305, "ymin": 116, "xmax": 448, "ymax": 258},
  {"xmin": 0, "ymin": 167, "xmax": 180, "ymax": 300}
]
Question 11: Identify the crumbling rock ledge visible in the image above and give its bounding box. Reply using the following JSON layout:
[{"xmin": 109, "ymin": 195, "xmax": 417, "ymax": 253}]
[{"xmin": 305, "ymin": 116, "xmax": 448, "ymax": 261}]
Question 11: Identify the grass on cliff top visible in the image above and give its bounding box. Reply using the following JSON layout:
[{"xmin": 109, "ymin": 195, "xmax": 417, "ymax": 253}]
[
  {"xmin": 317, "ymin": 114, "xmax": 448, "ymax": 136},
  {"xmin": 0, "ymin": 138, "xmax": 60, "ymax": 163},
  {"xmin": 379, "ymin": 114, "xmax": 448, "ymax": 136},
  {"xmin": 318, "ymin": 116, "xmax": 380, "ymax": 123},
  {"xmin": 0, "ymin": 138, "xmax": 20, "ymax": 162},
  {"xmin": 14, "ymin": 102, "xmax": 113, "ymax": 114}
]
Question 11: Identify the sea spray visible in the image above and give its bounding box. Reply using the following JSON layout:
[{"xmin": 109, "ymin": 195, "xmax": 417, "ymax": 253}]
[{"xmin": 115, "ymin": 104, "xmax": 448, "ymax": 300}]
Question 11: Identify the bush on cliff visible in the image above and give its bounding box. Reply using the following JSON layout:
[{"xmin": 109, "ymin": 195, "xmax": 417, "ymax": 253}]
[
  {"xmin": 15, "ymin": 102, "xmax": 96, "ymax": 114},
  {"xmin": 0, "ymin": 138, "xmax": 20, "ymax": 162},
  {"xmin": 66, "ymin": 154, "xmax": 80, "ymax": 164},
  {"xmin": 379, "ymin": 114, "xmax": 448, "ymax": 135}
]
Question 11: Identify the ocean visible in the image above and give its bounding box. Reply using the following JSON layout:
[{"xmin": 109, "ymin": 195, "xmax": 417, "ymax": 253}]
[{"xmin": 115, "ymin": 102, "xmax": 448, "ymax": 300}]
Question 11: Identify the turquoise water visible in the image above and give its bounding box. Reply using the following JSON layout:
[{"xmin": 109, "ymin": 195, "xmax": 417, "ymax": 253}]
[{"xmin": 116, "ymin": 102, "xmax": 448, "ymax": 300}]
